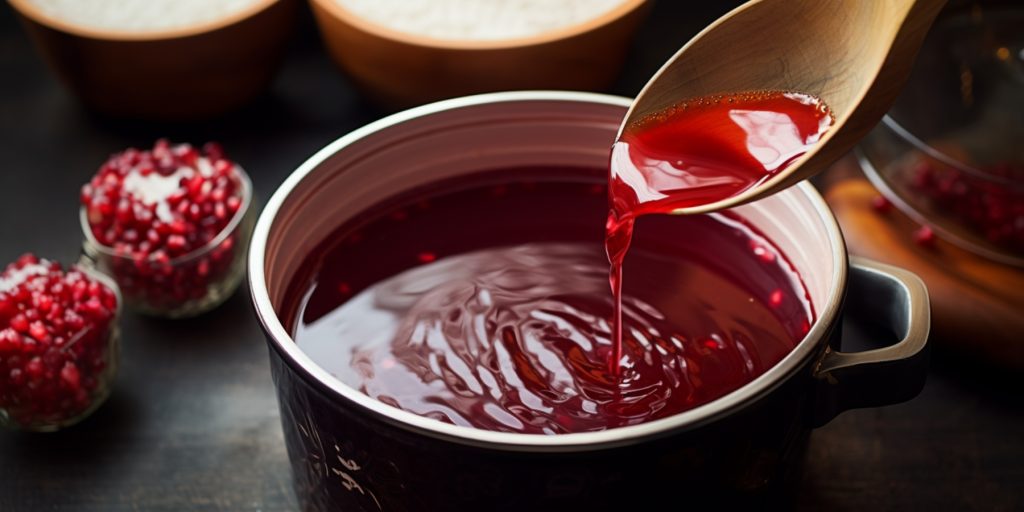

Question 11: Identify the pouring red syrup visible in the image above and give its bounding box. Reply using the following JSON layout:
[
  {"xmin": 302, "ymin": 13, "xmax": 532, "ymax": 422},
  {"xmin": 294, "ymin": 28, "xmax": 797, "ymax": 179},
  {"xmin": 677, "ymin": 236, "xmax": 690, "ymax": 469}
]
[{"xmin": 606, "ymin": 91, "xmax": 833, "ymax": 373}]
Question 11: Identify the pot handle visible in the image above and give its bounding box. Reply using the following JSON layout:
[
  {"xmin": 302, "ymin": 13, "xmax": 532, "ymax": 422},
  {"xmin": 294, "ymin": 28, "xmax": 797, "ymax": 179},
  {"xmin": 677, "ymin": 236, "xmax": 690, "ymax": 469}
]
[{"xmin": 810, "ymin": 257, "xmax": 930, "ymax": 427}]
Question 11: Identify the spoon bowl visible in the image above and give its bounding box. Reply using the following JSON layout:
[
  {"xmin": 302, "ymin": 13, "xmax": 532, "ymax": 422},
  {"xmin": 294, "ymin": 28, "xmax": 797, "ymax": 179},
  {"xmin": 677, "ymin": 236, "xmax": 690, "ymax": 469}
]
[{"xmin": 623, "ymin": 0, "xmax": 947, "ymax": 214}]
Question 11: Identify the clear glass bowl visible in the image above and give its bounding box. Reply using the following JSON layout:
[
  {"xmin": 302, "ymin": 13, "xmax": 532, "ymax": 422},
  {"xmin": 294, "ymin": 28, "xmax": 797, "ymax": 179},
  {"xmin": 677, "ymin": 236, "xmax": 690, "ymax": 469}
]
[
  {"xmin": 80, "ymin": 168, "xmax": 255, "ymax": 318},
  {"xmin": 0, "ymin": 267, "xmax": 121, "ymax": 432},
  {"xmin": 858, "ymin": 4, "xmax": 1024, "ymax": 266}
]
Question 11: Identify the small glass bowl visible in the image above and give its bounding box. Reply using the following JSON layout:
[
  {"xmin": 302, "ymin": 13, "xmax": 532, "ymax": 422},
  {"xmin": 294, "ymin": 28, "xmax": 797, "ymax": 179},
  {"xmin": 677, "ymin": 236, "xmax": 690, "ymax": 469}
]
[
  {"xmin": 80, "ymin": 168, "xmax": 255, "ymax": 318},
  {"xmin": 858, "ymin": 4, "xmax": 1024, "ymax": 266},
  {"xmin": 0, "ymin": 267, "xmax": 121, "ymax": 432}
]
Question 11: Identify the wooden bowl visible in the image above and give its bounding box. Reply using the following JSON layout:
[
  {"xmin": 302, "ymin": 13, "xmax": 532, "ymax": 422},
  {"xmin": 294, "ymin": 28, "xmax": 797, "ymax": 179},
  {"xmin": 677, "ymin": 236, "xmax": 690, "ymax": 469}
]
[
  {"xmin": 307, "ymin": 0, "xmax": 651, "ymax": 108},
  {"xmin": 8, "ymin": 0, "xmax": 299, "ymax": 120}
]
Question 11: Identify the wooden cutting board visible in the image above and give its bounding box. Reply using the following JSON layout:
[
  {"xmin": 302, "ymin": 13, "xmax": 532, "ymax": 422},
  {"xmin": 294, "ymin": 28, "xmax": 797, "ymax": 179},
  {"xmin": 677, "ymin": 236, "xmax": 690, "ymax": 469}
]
[{"xmin": 820, "ymin": 157, "xmax": 1024, "ymax": 367}]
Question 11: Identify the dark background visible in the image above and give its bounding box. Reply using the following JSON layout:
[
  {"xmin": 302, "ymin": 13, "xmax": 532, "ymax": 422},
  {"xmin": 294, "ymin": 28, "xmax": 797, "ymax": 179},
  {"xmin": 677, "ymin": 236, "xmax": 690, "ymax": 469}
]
[{"xmin": 1, "ymin": 2, "xmax": 1021, "ymax": 511}]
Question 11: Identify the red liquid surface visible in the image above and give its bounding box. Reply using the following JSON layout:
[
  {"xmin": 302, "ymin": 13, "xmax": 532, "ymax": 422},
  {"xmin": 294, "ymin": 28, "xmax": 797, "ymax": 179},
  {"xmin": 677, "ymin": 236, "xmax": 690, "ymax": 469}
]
[
  {"xmin": 288, "ymin": 170, "xmax": 814, "ymax": 434},
  {"xmin": 606, "ymin": 92, "xmax": 832, "ymax": 369}
]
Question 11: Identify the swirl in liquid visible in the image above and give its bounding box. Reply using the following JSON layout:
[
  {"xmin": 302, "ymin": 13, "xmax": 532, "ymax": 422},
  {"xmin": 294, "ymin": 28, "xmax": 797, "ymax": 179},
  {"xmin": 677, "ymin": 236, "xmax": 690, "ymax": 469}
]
[{"xmin": 292, "ymin": 175, "xmax": 812, "ymax": 434}]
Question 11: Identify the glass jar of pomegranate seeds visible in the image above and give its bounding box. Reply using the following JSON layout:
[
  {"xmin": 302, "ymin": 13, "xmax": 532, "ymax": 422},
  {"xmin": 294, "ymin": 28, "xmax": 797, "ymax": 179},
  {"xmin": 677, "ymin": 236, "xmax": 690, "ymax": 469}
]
[
  {"xmin": 0, "ymin": 254, "xmax": 121, "ymax": 431},
  {"xmin": 857, "ymin": 5, "xmax": 1023, "ymax": 266},
  {"xmin": 79, "ymin": 140, "xmax": 255, "ymax": 318}
]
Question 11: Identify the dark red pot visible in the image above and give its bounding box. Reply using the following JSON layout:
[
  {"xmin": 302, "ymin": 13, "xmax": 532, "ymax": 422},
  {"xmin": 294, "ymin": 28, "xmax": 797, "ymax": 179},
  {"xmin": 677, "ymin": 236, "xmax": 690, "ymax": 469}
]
[{"xmin": 249, "ymin": 92, "xmax": 930, "ymax": 511}]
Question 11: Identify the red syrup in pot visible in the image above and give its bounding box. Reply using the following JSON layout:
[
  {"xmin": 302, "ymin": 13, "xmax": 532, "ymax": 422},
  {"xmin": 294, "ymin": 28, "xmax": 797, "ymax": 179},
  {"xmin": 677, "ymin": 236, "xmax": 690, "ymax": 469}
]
[
  {"xmin": 287, "ymin": 169, "xmax": 814, "ymax": 434},
  {"xmin": 606, "ymin": 92, "xmax": 832, "ymax": 373}
]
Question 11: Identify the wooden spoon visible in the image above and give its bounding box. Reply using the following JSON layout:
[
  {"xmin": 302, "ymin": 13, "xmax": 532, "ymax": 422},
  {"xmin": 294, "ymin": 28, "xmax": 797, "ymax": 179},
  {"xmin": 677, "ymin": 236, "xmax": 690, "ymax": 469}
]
[{"xmin": 621, "ymin": 0, "xmax": 947, "ymax": 215}]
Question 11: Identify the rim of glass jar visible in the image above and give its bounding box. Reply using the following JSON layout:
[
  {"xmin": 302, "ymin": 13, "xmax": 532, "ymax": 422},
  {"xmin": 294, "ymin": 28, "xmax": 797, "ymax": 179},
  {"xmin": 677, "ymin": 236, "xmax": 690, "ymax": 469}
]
[
  {"xmin": 880, "ymin": 114, "xmax": 1024, "ymax": 190},
  {"xmin": 79, "ymin": 165, "xmax": 253, "ymax": 267}
]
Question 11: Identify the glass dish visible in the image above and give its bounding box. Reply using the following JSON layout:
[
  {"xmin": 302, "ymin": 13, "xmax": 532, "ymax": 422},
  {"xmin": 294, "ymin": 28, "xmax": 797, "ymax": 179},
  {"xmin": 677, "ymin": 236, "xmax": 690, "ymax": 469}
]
[
  {"xmin": 80, "ymin": 168, "xmax": 255, "ymax": 317},
  {"xmin": 858, "ymin": 4, "xmax": 1024, "ymax": 266}
]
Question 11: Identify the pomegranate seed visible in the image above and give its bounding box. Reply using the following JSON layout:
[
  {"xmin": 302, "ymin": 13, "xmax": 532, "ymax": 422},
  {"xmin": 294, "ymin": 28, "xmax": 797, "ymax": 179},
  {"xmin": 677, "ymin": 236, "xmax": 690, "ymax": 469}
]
[
  {"xmin": 168, "ymin": 189, "xmax": 189, "ymax": 207},
  {"xmin": 64, "ymin": 311, "xmax": 84, "ymax": 331},
  {"xmin": 213, "ymin": 159, "xmax": 233, "ymax": 177},
  {"xmin": 60, "ymin": 362, "xmax": 81, "ymax": 389},
  {"xmin": 25, "ymin": 357, "xmax": 44, "ymax": 379},
  {"xmin": 202, "ymin": 142, "xmax": 225, "ymax": 161},
  {"xmin": 10, "ymin": 314, "xmax": 28, "ymax": 333},
  {"xmin": 28, "ymin": 321, "xmax": 49, "ymax": 342},
  {"xmin": 173, "ymin": 145, "xmax": 199, "ymax": 167},
  {"xmin": 115, "ymin": 200, "xmax": 134, "ymax": 223},
  {"xmin": 16, "ymin": 254, "xmax": 39, "ymax": 266},
  {"xmin": 748, "ymin": 240, "xmax": 776, "ymax": 263},
  {"xmin": 166, "ymin": 235, "xmax": 187, "ymax": 252},
  {"xmin": 80, "ymin": 185, "xmax": 94, "ymax": 205},
  {"xmin": 914, "ymin": 226, "xmax": 936, "ymax": 247},
  {"xmin": 0, "ymin": 329, "xmax": 20, "ymax": 351},
  {"xmin": 37, "ymin": 294, "xmax": 53, "ymax": 313},
  {"xmin": 175, "ymin": 199, "xmax": 191, "ymax": 216},
  {"xmin": 871, "ymin": 194, "xmax": 893, "ymax": 214},
  {"xmin": 226, "ymin": 196, "xmax": 242, "ymax": 214},
  {"xmin": 213, "ymin": 202, "xmax": 227, "ymax": 220},
  {"xmin": 151, "ymin": 250, "xmax": 171, "ymax": 265},
  {"xmin": 81, "ymin": 298, "xmax": 105, "ymax": 317},
  {"xmin": 186, "ymin": 175, "xmax": 205, "ymax": 197}
]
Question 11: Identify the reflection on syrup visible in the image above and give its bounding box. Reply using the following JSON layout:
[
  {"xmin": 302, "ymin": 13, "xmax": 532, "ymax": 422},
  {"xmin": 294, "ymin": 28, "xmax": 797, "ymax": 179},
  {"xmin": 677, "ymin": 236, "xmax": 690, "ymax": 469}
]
[
  {"xmin": 606, "ymin": 92, "xmax": 832, "ymax": 370},
  {"xmin": 611, "ymin": 91, "xmax": 833, "ymax": 215},
  {"xmin": 292, "ymin": 175, "xmax": 813, "ymax": 434}
]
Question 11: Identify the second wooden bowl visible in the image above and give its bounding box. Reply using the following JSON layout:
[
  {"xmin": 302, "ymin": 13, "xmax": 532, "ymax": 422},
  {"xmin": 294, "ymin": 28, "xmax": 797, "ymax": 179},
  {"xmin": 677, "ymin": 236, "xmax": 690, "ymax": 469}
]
[{"xmin": 308, "ymin": 0, "xmax": 652, "ymax": 108}]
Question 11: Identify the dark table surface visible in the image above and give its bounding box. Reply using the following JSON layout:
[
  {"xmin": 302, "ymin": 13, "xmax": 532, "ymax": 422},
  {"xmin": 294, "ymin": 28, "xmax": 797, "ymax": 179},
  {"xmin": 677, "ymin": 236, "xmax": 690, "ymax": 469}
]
[{"xmin": 1, "ymin": 2, "xmax": 1021, "ymax": 511}]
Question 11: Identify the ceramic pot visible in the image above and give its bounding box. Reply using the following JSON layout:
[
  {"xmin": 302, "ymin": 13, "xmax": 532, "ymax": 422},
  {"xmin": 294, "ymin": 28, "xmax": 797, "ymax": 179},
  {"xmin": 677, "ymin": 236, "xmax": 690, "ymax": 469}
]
[{"xmin": 249, "ymin": 92, "xmax": 930, "ymax": 511}]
